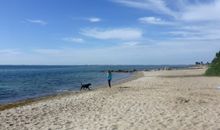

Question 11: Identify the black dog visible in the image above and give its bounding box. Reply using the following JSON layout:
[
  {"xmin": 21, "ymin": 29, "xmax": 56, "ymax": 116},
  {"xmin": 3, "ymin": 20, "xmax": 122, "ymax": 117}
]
[{"xmin": 80, "ymin": 83, "xmax": 92, "ymax": 91}]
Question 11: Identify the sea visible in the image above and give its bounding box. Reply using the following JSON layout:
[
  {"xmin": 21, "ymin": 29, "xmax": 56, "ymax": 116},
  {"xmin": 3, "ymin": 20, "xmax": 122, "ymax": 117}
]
[{"xmin": 0, "ymin": 65, "xmax": 189, "ymax": 104}]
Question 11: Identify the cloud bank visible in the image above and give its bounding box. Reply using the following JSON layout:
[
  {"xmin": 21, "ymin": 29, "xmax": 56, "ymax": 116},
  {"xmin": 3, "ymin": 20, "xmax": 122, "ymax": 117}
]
[{"xmin": 81, "ymin": 28, "xmax": 143, "ymax": 40}]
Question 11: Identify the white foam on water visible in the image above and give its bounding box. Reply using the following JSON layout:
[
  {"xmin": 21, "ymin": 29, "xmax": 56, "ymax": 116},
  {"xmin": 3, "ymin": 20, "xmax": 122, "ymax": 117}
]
[{"xmin": 56, "ymin": 90, "xmax": 69, "ymax": 92}]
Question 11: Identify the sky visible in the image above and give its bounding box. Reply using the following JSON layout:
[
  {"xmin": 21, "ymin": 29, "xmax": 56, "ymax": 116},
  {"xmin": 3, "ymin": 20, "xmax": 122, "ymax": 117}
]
[{"xmin": 0, "ymin": 0, "xmax": 220, "ymax": 65}]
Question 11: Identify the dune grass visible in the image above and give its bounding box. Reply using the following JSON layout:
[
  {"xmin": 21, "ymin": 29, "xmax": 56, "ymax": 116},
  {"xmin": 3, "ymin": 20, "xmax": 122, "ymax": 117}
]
[{"xmin": 205, "ymin": 51, "xmax": 220, "ymax": 76}]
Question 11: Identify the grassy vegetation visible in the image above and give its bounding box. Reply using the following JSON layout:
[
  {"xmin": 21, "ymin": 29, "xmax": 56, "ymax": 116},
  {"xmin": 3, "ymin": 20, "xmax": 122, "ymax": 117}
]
[{"xmin": 205, "ymin": 51, "xmax": 220, "ymax": 76}]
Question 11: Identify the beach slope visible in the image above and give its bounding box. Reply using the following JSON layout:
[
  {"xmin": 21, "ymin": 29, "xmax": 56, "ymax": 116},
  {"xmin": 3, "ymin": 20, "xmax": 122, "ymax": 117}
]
[{"xmin": 1, "ymin": 69, "xmax": 220, "ymax": 130}]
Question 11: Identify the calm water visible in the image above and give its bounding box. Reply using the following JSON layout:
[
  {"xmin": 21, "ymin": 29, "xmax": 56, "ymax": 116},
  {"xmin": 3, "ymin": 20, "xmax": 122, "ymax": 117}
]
[{"xmin": 0, "ymin": 65, "xmax": 188, "ymax": 104}]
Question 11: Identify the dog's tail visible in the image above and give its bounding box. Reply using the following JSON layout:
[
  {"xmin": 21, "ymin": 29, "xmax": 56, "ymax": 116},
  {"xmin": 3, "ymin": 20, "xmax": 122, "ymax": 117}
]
[{"xmin": 80, "ymin": 82, "xmax": 83, "ymax": 91}]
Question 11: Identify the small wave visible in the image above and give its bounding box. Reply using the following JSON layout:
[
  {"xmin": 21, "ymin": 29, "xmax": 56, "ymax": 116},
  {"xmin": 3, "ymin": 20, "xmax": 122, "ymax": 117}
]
[{"xmin": 56, "ymin": 90, "xmax": 70, "ymax": 92}]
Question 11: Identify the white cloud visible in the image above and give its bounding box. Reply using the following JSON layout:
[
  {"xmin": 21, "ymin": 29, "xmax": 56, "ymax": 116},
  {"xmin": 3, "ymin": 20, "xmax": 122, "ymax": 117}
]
[
  {"xmin": 63, "ymin": 37, "xmax": 84, "ymax": 43},
  {"xmin": 162, "ymin": 0, "xmax": 220, "ymax": 40},
  {"xmin": 181, "ymin": 0, "xmax": 220, "ymax": 21},
  {"xmin": 0, "ymin": 49, "xmax": 21, "ymax": 55},
  {"xmin": 88, "ymin": 17, "xmax": 102, "ymax": 22},
  {"xmin": 118, "ymin": 0, "xmax": 220, "ymax": 41},
  {"xmin": 26, "ymin": 19, "xmax": 47, "ymax": 25},
  {"xmin": 111, "ymin": 0, "xmax": 177, "ymax": 17},
  {"xmin": 81, "ymin": 28, "xmax": 143, "ymax": 40},
  {"xmin": 72, "ymin": 17, "xmax": 102, "ymax": 23},
  {"xmin": 112, "ymin": 0, "xmax": 220, "ymax": 22},
  {"xmin": 34, "ymin": 49, "xmax": 62, "ymax": 55},
  {"xmin": 168, "ymin": 23, "xmax": 220, "ymax": 40},
  {"xmin": 138, "ymin": 17, "xmax": 173, "ymax": 25},
  {"xmin": 122, "ymin": 41, "xmax": 140, "ymax": 46}
]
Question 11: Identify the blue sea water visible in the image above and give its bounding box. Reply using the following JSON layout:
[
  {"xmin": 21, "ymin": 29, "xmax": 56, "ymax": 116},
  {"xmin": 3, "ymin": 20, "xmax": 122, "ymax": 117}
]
[{"xmin": 0, "ymin": 65, "xmax": 188, "ymax": 104}]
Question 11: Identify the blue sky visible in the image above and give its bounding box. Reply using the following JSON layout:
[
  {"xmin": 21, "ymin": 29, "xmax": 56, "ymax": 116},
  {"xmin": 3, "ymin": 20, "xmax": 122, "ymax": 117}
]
[{"xmin": 0, "ymin": 0, "xmax": 220, "ymax": 65}]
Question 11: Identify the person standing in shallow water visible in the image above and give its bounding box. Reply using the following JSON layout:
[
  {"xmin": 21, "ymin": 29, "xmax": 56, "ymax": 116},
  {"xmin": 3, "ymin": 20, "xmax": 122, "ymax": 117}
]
[{"xmin": 107, "ymin": 70, "xmax": 112, "ymax": 88}]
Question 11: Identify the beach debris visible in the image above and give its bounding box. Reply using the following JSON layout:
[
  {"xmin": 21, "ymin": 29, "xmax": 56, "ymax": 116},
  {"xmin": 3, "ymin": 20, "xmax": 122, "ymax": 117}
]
[
  {"xmin": 101, "ymin": 69, "xmax": 137, "ymax": 73},
  {"xmin": 176, "ymin": 97, "xmax": 190, "ymax": 104},
  {"xmin": 119, "ymin": 86, "xmax": 130, "ymax": 89}
]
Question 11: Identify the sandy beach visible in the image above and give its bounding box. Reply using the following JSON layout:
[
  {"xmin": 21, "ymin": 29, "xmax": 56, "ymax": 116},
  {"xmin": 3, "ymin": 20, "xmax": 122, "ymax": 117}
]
[{"xmin": 0, "ymin": 68, "xmax": 220, "ymax": 130}]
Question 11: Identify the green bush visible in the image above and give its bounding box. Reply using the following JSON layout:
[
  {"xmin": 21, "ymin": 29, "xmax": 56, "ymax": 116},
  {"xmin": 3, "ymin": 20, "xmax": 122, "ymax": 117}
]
[{"xmin": 205, "ymin": 51, "xmax": 220, "ymax": 76}]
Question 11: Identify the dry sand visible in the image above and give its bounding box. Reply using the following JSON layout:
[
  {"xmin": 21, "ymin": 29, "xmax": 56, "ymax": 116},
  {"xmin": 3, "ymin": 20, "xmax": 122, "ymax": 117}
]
[{"xmin": 0, "ymin": 69, "xmax": 220, "ymax": 130}]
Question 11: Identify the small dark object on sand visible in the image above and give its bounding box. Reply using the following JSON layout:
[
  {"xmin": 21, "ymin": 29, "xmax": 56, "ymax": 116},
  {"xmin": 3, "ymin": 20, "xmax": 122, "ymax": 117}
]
[{"xmin": 80, "ymin": 83, "xmax": 92, "ymax": 91}]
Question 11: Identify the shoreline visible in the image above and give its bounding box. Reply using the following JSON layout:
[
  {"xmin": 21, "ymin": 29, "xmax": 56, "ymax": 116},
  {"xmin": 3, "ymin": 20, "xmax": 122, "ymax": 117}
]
[
  {"xmin": 1, "ymin": 68, "xmax": 220, "ymax": 129},
  {"xmin": 0, "ymin": 65, "xmax": 200, "ymax": 111},
  {"xmin": 0, "ymin": 71, "xmax": 143, "ymax": 111},
  {"xmin": 0, "ymin": 65, "xmax": 205, "ymax": 111}
]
